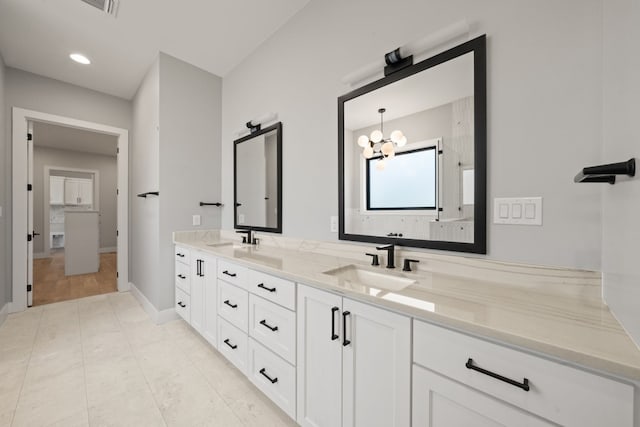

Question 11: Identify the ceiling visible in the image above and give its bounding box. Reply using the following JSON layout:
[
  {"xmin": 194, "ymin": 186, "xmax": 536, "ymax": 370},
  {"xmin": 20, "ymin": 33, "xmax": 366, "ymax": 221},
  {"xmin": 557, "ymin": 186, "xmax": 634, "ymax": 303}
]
[
  {"xmin": 33, "ymin": 121, "xmax": 118, "ymax": 156},
  {"xmin": 0, "ymin": 0, "xmax": 310, "ymax": 99}
]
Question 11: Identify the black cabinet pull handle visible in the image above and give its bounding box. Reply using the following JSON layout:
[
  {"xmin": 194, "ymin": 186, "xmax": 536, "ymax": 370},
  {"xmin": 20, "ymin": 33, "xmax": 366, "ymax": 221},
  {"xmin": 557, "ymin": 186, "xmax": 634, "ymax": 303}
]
[
  {"xmin": 177, "ymin": 253, "xmax": 185, "ymax": 257},
  {"xmin": 342, "ymin": 311, "xmax": 351, "ymax": 346},
  {"xmin": 223, "ymin": 339, "xmax": 237, "ymax": 349},
  {"xmin": 223, "ymin": 270, "xmax": 237, "ymax": 278},
  {"xmin": 259, "ymin": 368, "xmax": 278, "ymax": 384},
  {"xmin": 177, "ymin": 301, "xmax": 186, "ymax": 308},
  {"xmin": 223, "ymin": 300, "xmax": 238, "ymax": 309},
  {"xmin": 331, "ymin": 307, "xmax": 339, "ymax": 341},
  {"xmin": 259, "ymin": 319, "xmax": 278, "ymax": 332},
  {"xmin": 257, "ymin": 283, "xmax": 276, "ymax": 293},
  {"xmin": 177, "ymin": 274, "xmax": 186, "ymax": 279},
  {"xmin": 465, "ymin": 358, "xmax": 530, "ymax": 392}
]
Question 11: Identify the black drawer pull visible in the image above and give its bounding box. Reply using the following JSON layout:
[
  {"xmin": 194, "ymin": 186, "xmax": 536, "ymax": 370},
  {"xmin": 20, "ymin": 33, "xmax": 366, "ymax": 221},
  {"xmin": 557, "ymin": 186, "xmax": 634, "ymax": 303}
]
[
  {"xmin": 223, "ymin": 300, "xmax": 238, "ymax": 309},
  {"xmin": 177, "ymin": 301, "xmax": 186, "ymax": 308},
  {"xmin": 465, "ymin": 358, "xmax": 530, "ymax": 392},
  {"xmin": 223, "ymin": 270, "xmax": 237, "ymax": 277},
  {"xmin": 223, "ymin": 339, "xmax": 237, "ymax": 349},
  {"xmin": 259, "ymin": 319, "xmax": 278, "ymax": 332},
  {"xmin": 331, "ymin": 307, "xmax": 339, "ymax": 341},
  {"xmin": 177, "ymin": 274, "xmax": 186, "ymax": 279},
  {"xmin": 177, "ymin": 253, "xmax": 185, "ymax": 257},
  {"xmin": 257, "ymin": 283, "xmax": 276, "ymax": 293},
  {"xmin": 342, "ymin": 311, "xmax": 351, "ymax": 346},
  {"xmin": 259, "ymin": 368, "xmax": 278, "ymax": 384}
]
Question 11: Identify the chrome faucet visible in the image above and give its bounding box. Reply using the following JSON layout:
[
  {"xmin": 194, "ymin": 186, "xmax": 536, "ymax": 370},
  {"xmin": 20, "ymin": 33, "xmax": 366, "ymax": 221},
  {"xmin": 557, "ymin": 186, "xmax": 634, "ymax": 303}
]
[
  {"xmin": 236, "ymin": 229, "xmax": 256, "ymax": 245},
  {"xmin": 376, "ymin": 244, "xmax": 395, "ymax": 269}
]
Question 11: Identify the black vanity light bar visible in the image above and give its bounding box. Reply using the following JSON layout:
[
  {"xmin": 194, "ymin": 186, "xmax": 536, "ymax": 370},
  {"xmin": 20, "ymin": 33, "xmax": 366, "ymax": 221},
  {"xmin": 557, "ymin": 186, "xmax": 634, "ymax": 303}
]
[{"xmin": 574, "ymin": 158, "xmax": 635, "ymax": 185}]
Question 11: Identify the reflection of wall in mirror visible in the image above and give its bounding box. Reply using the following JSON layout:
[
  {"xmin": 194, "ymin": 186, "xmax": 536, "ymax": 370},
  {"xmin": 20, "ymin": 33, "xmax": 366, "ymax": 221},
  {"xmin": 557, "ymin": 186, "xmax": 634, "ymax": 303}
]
[
  {"xmin": 345, "ymin": 96, "xmax": 474, "ymax": 240},
  {"xmin": 236, "ymin": 135, "xmax": 267, "ymax": 227},
  {"xmin": 264, "ymin": 133, "xmax": 278, "ymax": 227}
]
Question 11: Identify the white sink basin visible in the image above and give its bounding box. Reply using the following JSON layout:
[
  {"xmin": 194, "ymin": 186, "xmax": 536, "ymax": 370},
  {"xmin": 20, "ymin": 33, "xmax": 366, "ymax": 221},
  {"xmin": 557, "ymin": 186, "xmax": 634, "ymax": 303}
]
[
  {"xmin": 324, "ymin": 265, "xmax": 417, "ymax": 292},
  {"xmin": 206, "ymin": 241, "xmax": 245, "ymax": 249}
]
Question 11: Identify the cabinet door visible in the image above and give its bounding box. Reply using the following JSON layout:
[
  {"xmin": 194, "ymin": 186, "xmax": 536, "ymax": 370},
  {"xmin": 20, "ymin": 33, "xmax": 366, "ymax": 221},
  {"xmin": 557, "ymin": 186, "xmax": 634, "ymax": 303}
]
[
  {"xmin": 297, "ymin": 285, "xmax": 343, "ymax": 427},
  {"xmin": 202, "ymin": 254, "xmax": 217, "ymax": 348},
  {"xmin": 412, "ymin": 365, "xmax": 554, "ymax": 427},
  {"xmin": 78, "ymin": 179, "xmax": 93, "ymax": 205},
  {"xmin": 64, "ymin": 179, "xmax": 79, "ymax": 205},
  {"xmin": 50, "ymin": 177, "xmax": 65, "ymax": 204},
  {"xmin": 342, "ymin": 298, "xmax": 411, "ymax": 427},
  {"xmin": 190, "ymin": 253, "xmax": 205, "ymax": 334}
]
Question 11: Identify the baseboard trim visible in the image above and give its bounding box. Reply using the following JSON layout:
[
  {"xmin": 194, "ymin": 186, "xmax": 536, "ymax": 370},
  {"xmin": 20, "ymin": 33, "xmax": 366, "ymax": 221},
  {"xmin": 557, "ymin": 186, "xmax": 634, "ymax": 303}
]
[
  {"xmin": 129, "ymin": 282, "xmax": 179, "ymax": 325},
  {"xmin": 100, "ymin": 247, "xmax": 117, "ymax": 253},
  {"xmin": 0, "ymin": 303, "xmax": 9, "ymax": 327}
]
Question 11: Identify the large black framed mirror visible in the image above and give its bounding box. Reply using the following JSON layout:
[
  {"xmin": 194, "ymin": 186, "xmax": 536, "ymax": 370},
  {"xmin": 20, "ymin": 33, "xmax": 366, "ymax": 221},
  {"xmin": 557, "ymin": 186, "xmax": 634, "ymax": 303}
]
[
  {"xmin": 234, "ymin": 122, "xmax": 282, "ymax": 233},
  {"xmin": 338, "ymin": 35, "xmax": 486, "ymax": 254}
]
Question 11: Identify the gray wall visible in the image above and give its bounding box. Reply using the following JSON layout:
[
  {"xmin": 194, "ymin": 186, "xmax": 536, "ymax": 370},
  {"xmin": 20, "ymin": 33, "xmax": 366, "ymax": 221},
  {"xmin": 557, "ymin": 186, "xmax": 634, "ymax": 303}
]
[
  {"xmin": 602, "ymin": 0, "xmax": 640, "ymax": 346},
  {"xmin": 33, "ymin": 146, "xmax": 118, "ymax": 252},
  {"xmin": 132, "ymin": 59, "xmax": 160, "ymax": 308},
  {"xmin": 132, "ymin": 53, "xmax": 222, "ymax": 311},
  {"xmin": 3, "ymin": 68, "xmax": 132, "ymax": 304},
  {"xmin": 221, "ymin": 0, "xmax": 604, "ymax": 270},
  {"xmin": 0, "ymin": 52, "xmax": 7, "ymax": 310}
]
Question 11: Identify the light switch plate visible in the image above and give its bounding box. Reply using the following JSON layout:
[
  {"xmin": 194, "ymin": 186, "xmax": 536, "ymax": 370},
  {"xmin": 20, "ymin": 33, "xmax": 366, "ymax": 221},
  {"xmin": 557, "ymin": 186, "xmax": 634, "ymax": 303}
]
[
  {"xmin": 493, "ymin": 197, "xmax": 542, "ymax": 225},
  {"xmin": 192, "ymin": 214, "xmax": 201, "ymax": 226},
  {"xmin": 330, "ymin": 216, "xmax": 339, "ymax": 233}
]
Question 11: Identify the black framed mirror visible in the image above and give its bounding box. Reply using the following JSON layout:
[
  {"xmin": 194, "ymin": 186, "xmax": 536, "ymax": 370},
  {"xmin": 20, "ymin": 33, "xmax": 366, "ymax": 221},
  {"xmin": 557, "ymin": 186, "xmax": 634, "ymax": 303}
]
[
  {"xmin": 338, "ymin": 35, "xmax": 486, "ymax": 253},
  {"xmin": 234, "ymin": 122, "xmax": 283, "ymax": 233}
]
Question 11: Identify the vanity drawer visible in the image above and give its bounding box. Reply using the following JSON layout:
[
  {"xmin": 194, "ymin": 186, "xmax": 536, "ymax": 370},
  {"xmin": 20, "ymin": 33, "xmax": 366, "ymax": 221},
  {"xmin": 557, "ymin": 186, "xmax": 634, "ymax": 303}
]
[
  {"xmin": 218, "ymin": 280, "xmax": 249, "ymax": 332},
  {"xmin": 248, "ymin": 294, "xmax": 296, "ymax": 364},
  {"xmin": 217, "ymin": 259, "xmax": 248, "ymax": 289},
  {"xmin": 413, "ymin": 320, "xmax": 634, "ymax": 427},
  {"xmin": 248, "ymin": 338, "xmax": 296, "ymax": 420},
  {"xmin": 175, "ymin": 262, "xmax": 190, "ymax": 294},
  {"xmin": 175, "ymin": 287, "xmax": 190, "ymax": 323},
  {"xmin": 218, "ymin": 317, "xmax": 248, "ymax": 375},
  {"xmin": 248, "ymin": 269, "xmax": 295, "ymax": 310},
  {"xmin": 174, "ymin": 246, "xmax": 190, "ymax": 265}
]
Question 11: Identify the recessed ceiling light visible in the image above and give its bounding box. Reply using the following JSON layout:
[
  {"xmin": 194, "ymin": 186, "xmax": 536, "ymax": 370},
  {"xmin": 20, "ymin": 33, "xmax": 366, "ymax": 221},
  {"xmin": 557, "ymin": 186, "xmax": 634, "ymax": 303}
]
[{"xmin": 69, "ymin": 53, "xmax": 91, "ymax": 65}]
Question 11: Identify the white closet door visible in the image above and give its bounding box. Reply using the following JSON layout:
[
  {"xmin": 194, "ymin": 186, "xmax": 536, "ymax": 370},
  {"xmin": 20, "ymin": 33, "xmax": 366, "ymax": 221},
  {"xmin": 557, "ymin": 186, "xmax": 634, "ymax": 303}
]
[{"xmin": 27, "ymin": 122, "xmax": 34, "ymax": 307}]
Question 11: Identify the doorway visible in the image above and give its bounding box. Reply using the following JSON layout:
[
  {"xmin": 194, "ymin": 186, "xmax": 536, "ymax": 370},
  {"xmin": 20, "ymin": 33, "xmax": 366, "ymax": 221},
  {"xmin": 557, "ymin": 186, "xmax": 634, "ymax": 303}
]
[{"xmin": 11, "ymin": 108, "xmax": 129, "ymax": 312}]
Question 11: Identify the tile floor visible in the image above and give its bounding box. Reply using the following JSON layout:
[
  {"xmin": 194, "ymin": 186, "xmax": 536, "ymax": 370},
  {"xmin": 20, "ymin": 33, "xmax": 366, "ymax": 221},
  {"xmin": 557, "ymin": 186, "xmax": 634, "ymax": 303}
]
[{"xmin": 0, "ymin": 292, "xmax": 297, "ymax": 427}]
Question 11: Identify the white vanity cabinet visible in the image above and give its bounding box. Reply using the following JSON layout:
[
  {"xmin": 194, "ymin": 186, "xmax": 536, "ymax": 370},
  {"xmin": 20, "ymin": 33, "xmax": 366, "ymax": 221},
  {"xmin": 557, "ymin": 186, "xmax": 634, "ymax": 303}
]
[
  {"xmin": 174, "ymin": 246, "xmax": 192, "ymax": 323},
  {"xmin": 297, "ymin": 284, "xmax": 411, "ymax": 427},
  {"xmin": 190, "ymin": 251, "xmax": 217, "ymax": 345},
  {"xmin": 412, "ymin": 319, "xmax": 635, "ymax": 427}
]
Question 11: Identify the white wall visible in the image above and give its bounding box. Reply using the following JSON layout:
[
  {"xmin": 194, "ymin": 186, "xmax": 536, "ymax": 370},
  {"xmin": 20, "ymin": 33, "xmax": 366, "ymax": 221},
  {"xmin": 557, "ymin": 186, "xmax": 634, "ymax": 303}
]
[
  {"xmin": 0, "ymin": 52, "xmax": 7, "ymax": 310},
  {"xmin": 33, "ymin": 147, "xmax": 118, "ymax": 252},
  {"xmin": 221, "ymin": 0, "xmax": 604, "ymax": 270},
  {"xmin": 602, "ymin": 0, "xmax": 640, "ymax": 346},
  {"xmin": 132, "ymin": 59, "xmax": 161, "ymax": 308}
]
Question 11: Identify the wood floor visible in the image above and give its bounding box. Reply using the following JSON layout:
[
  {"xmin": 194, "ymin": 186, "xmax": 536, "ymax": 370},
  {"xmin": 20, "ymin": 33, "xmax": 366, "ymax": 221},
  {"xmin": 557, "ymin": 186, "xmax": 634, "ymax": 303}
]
[{"xmin": 33, "ymin": 250, "xmax": 117, "ymax": 306}]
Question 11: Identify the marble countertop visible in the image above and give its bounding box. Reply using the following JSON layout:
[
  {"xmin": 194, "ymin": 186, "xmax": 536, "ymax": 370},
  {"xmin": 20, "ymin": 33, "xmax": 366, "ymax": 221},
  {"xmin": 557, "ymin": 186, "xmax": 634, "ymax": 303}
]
[{"xmin": 174, "ymin": 231, "xmax": 640, "ymax": 382}]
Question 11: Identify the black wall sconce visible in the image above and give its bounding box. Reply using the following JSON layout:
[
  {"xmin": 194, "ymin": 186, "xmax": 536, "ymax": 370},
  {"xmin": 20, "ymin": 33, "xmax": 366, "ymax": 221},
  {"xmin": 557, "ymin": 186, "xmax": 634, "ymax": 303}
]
[{"xmin": 574, "ymin": 158, "xmax": 635, "ymax": 184}]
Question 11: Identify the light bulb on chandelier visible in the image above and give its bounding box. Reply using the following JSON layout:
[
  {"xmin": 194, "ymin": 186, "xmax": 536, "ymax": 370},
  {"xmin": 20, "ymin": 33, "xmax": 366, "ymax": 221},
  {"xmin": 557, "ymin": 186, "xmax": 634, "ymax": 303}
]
[{"xmin": 357, "ymin": 108, "xmax": 407, "ymax": 165}]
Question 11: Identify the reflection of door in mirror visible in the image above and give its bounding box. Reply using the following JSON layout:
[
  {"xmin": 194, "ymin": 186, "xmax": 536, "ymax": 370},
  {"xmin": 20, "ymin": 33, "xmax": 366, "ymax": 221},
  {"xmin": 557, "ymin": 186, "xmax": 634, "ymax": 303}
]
[{"xmin": 235, "ymin": 126, "xmax": 280, "ymax": 230}]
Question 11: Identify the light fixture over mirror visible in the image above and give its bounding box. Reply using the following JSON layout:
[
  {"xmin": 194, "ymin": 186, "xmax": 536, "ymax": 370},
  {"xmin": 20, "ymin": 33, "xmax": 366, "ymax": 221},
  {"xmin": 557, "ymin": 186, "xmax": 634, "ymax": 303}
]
[{"xmin": 338, "ymin": 35, "xmax": 486, "ymax": 254}]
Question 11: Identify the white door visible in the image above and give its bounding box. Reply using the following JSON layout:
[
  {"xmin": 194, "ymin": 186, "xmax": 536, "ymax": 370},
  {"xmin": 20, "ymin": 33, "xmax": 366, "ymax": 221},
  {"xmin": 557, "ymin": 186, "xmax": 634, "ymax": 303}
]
[
  {"xmin": 27, "ymin": 122, "xmax": 34, "ymax": 307},
  {"xmin": 202, "ymin": 254, "xmax": 218, "ymax": 348},
  {"xmin": 78, "ymin": 178, "xmax": 93, "ymax": 206},
  {"xmin": 190, "ymin": 252, "xmax": 205, "ymax": 333},
  {"xmin": 64, "ymin": 179, "xmax": 79, "ymax": 205},
  {"xmin": 412, "ymin": 365, "xmax": 554, "ymax": 427},
  {"xmin": 342, "ymin": 298, "xmax": 411, "ymax": 427},
  {"xmin": 50, "ymin": 176, "xmax": 65, "ymax": 204},
  {"xmin": 297, "ymin": 285, "xmax": 343, "ymax": 427}
]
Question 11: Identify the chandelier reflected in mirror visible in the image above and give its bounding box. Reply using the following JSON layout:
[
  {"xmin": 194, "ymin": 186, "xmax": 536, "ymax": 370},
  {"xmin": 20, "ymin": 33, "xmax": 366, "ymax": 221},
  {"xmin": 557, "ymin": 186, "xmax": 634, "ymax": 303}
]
[{"xmin": 357, "ymin": 108, "xmax": 407, "ymax": 170}]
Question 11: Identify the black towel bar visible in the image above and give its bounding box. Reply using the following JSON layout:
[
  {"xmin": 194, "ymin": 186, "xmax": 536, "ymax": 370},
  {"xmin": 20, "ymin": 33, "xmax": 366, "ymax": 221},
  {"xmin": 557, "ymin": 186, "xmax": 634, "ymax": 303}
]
[
  {"xmin": 199, "ymin": 202, "xmax": 224, "ymax": 207},
  {"xmin": 137, "ymin": 191, "xmax": 159, "ymax": 198},
  {"xmin": 574, "ymin": 158, "xmax": 635, "ymax": 185}
]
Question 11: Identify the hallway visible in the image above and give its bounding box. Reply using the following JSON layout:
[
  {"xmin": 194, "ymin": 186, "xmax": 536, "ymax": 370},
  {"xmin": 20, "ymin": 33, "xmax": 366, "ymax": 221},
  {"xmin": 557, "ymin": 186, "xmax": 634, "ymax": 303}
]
[{"xmin": 33, "ymin": 251, "xmax": 117, "ymax": 306}]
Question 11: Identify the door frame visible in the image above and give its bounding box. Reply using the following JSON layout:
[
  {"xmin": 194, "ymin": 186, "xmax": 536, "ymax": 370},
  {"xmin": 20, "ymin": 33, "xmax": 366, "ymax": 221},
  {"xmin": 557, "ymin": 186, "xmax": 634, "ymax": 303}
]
[
  {"xmin": 42, "ymin": 166, "xmax": 101, "ymax": 257},
  {"xmin": 12, "ymin": 107, "xmax": 129, "ymax": 312}
]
